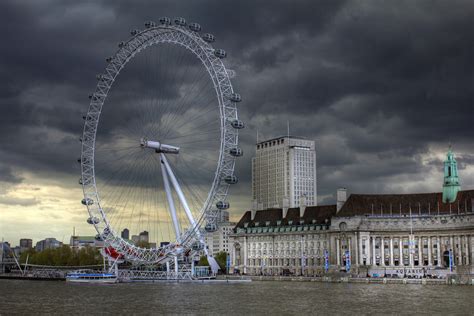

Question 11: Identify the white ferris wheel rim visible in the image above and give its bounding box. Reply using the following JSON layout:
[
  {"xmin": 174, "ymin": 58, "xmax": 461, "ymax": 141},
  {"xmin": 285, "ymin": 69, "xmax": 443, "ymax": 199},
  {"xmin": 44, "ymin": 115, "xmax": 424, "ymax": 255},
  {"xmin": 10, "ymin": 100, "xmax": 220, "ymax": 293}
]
[{"xmin": 80, "ymin": 19, "xmax": 241, "ymax": 264}]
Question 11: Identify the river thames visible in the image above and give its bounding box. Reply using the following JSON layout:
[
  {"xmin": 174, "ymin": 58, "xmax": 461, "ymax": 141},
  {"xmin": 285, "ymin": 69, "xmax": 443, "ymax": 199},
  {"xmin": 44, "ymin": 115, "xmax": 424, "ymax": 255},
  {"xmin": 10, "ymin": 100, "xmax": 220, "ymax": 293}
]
[{"xmin": 0, "ymin": 280, "xmax": 473, "ymax": 315}]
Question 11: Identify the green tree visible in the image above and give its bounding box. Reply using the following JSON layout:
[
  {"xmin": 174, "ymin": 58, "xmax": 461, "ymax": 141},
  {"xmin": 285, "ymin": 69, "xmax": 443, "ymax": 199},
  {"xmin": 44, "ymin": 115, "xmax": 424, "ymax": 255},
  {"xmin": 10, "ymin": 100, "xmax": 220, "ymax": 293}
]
[
  {"xmin": 20, "ymin": 246, "xmax": 102, "ymax": 266},
  {"xmin": 215, "ymin": 251, "xmax": 228, "ymax": 273},
  {"xmin": 197, "ymin": 255, "xmax": 209, "ymax": 266}
]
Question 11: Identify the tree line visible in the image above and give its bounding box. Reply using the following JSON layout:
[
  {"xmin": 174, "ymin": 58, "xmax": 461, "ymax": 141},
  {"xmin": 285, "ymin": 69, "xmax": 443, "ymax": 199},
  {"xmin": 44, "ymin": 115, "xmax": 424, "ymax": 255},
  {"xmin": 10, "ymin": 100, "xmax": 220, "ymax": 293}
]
[{"xmin": 19, "ymin": 246, "xmax": 102, "ymax": 266}]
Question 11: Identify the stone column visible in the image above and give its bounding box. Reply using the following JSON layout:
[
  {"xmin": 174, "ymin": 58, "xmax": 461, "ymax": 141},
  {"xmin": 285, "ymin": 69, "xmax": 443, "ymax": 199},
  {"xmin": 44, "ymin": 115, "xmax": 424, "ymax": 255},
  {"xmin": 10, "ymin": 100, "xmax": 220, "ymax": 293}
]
[
  {"xmin": 243, "ymin": 236, "xmax": 248, "ymax": 274},
  {"xmin": 465, "ymin": 236, "xmax": 470, "ymax": 266},
  {"xmin": 390, "ymin": 237, "xmax": 394, "ymax": 266},
  {"xmin": 372, "ymin": 236, "xmax": 377, "ymax": 266},
  {"xmin": 428, "ymin": 236, "xmax": 432, "ymax": 266},
  {"xmin": 348, "ymin": 237, "xmax": 352, "ymax": 267},
  {"xmin": 354, "ymin": 234, "xmax": 359, "ymax": 267},
  {"xmin": 418, "ymin": 237, "xmax": 423, "ymax": 266},
  {"xmin": 409, "ymin": 236, "xmax": 414, "ymax": 267},
  {"xmin": 448, "ymin": 236, "xmax": 458, "ymax": 265},
  {"xmin": 437, "ymin": 237, "xmax": 442, "ymax": 267},
  {"xmin": 336, "ymin": 238, "xmax": 341, "ymax": 266},
  {"xmin": 399, "ymin": 237, "xmax": 403, "ymax": 266},
  {"xmin": 456, "ymin": 236, "xmax": 461, "ymax": 265},
  {"xmin": 366, "ymin": 237, "xmax": 371, "ymax": 266},
  {"xmin": 381, "ymin": 237, "xmax": 385, "ymax": 266}
]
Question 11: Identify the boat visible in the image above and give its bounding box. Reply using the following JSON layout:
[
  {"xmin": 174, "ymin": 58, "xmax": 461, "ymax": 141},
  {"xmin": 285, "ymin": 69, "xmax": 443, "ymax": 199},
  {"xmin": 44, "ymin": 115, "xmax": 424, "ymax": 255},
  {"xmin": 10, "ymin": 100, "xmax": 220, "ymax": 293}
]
[{"xmin": 66, "ymin": 270, "xmax": 118, "ymax": 284}]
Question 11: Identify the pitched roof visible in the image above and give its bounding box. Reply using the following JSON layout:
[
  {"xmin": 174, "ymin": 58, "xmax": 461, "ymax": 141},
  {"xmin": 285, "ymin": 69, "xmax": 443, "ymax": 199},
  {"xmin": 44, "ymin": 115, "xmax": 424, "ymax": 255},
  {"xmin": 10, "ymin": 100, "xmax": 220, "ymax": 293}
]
[
  {"xmin": 337, "ymin": 189, "xmax": 474, "ymax": 217},
  {"xmin": 235, "ymin": 205, "xmax": 337, "ymax": 229}
]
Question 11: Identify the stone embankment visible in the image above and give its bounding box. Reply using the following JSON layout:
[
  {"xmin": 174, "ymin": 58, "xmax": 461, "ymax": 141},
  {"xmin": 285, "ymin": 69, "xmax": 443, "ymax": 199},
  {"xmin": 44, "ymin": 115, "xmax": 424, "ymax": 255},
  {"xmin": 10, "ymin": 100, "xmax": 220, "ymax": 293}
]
[{"xmin": 219, "ymin": 275, "xmax": 474, "ymax": 285}]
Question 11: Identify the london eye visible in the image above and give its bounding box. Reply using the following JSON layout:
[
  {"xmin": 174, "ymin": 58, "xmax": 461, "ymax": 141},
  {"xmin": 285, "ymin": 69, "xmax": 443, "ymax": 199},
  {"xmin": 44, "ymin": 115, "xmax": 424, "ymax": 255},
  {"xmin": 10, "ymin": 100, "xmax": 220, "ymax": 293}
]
[{"xmin": 79, "ymin": 17, "xmax": 243, "ymax": 266}]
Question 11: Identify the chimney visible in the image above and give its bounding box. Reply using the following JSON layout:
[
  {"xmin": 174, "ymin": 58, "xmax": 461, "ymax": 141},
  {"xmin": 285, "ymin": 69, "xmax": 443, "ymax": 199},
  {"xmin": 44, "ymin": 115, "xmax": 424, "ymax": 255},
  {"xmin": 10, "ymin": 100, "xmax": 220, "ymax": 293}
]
[
  {"xmin": 282, "ymin": 197, "xmax": 290, "ymax": 218},
  {"xmin": 299, "ymin": 195, "xmax": 307, "ymax": 217},
  {"xmin": 336, "ymin": 188, "xmax": 347, "ymax": 213},
  {"xmin": 251, "ymin": 200, "xmax": 258, "ymax": 220}
]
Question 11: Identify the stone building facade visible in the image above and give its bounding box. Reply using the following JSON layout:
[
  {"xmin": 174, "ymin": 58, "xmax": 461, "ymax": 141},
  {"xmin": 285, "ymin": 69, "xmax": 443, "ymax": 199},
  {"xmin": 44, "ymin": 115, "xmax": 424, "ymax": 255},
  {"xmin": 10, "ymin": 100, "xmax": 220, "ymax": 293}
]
[{"xmin": 230, "ymin": 190, "xmax": 474, "ymax": 277}]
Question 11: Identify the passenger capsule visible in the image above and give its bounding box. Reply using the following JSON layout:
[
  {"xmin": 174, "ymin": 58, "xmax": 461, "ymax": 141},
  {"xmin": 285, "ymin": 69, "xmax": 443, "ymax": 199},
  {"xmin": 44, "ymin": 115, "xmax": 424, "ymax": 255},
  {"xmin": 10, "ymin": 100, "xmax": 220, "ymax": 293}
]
[
  {"xmin": 89, "ymin": 94, "xmax": 98, "ymax": 101},
  {"xmin": 174, "ymin": 17, "xmax": 186, "ymax": 26},
  {"xmin": 229, "ymin": 147, "xmax": 243, "ymax": 157},
  {"xmin": 118, "ymin": 41, "xmax": 125, "ymax": 48},
  {"xmin": 95, "ymin": 234, "xmax": 103, "ymax": 241},
  {"xmin": 81, "ymin": 198, "xmax": 94, "ymax": 206},
  {"xmin": 205, "ymin": 223, "xmax": 217, "ymax": 232},
  {"xmin": 79, "ymin": 178, "xmax": 90, "ymax": 185},
  {"xmin": 189, "ymin": 23, "xmax": 201, "ymax": 32},
  {"xmin": 214, "ymin": 49, "xmax": 227, "ymax": 58},
  {"xmin": 202, "ymin": 33, "xmax": 215, "ymax": 43},
  {"xmin": 159, "ymin": 17, "xmax": 171, "ymax": 25},
  {"xmin": 191, "ymin": 241, "xmax": 205, "ymax": 250},
  {"xmin": 224, "ymin": 175, "xmax": 238, "ymax": 184},
  {"xmin": 79, "ymin": 137, "xmax": 82, "ymax": 143},
  {"xmin": 229, "ymin": 93, "xmax": 242, "ymax": 102},
  {"xmin": 216, "ymin": 201, "xmax": 230, "ymax": 210},
  {"xmin": 87, "ymin": 216, "xmax": 100, "ymax": 225},
  {"xmin": 82, "ymin": 114, "xmax": 93, "ymax": 121},
  {"xmin": 103, "ymin": 227, "xmax": 111, "ymax": 236},
  {"xmin": 77, "ymin": 158, "xmax": 82, "ymax": 164},
  {"xmin": 226, "ymin": 69, "xmax": 236, "ymax": 78},
  {"xmin": 144, "ymin": 21, "xmax": 156, "ymax": 28},
  {"xmin": 106, "ymin": 57, "xmax": 113, "ymax": 63},
  {"xmin": 130, "ymin": 29, "xmax": 140, "ymax": 36},
  {"xmin": 230, "ymin": 119, "xmax": 245, "ymax": 129}
]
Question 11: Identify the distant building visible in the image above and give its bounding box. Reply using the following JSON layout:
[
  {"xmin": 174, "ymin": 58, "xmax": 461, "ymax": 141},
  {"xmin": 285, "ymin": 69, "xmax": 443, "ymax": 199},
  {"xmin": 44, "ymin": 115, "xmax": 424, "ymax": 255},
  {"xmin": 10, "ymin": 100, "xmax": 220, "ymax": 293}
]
[
  {"xmin": 131, "ymin": 235, "xmax": 139, "ymax": 245},
  {"xmin": 139, "ymin": 231, "xmax": 149, "ymax": 243},
  {"xmin": 35, "ymin": 238, "xmax": 62, "ymax": 252},
  {"xmin": 219, "ymin": 210, "xmax": 230, "ymax": 223},
  {"xmin": 19, "ymin": 239, "xmax": 33, "ymax": 254},
  {"xmin": 12, "ymin": 246, "xmax": 21, "ymax": 257},
  {"xmin": 205, "ymin": 221, "xmax": 236, "ymax": 255},
  {"xmin": 121, "ymin": 228, "xmax": 130, "ymax": 240},
  {"xmin": 252, "ymin": 136, "xmax": 317, "ymax": 209},
  {"xmin": 70, "ymin": 236, "xmax": 104, "ymax": 249}
]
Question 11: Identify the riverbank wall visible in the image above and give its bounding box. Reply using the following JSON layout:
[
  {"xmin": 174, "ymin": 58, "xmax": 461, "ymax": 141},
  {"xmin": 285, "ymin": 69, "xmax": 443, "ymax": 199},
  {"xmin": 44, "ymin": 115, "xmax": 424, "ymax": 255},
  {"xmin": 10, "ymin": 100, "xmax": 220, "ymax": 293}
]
[{"xmin": 219, "ymin": 275, "xmax": 474, "ymax": 285}]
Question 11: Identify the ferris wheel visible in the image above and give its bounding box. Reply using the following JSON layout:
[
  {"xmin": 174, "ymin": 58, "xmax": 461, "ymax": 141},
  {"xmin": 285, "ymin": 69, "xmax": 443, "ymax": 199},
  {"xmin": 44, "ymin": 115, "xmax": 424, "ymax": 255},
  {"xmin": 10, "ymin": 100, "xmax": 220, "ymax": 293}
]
[{"xmin": 79, "ymin": 17, "xmax": 244, "ymax": 264}]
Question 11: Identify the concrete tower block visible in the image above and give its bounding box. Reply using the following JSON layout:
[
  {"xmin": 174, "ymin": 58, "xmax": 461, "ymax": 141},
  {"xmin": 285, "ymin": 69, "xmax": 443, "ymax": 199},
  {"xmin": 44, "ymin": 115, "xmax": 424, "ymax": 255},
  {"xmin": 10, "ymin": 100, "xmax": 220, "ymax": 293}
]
[{"xmin": 337, "ymin": 188, "xmax": 347, "ymax": 213}]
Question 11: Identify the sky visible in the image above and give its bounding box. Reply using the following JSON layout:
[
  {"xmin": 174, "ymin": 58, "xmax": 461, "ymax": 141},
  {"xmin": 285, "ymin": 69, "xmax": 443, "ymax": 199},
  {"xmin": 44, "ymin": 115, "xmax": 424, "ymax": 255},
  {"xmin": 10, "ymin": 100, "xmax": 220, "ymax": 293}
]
[{"xmin": 0, "ymin": 0, "xmax": 473, "ymax": 246}]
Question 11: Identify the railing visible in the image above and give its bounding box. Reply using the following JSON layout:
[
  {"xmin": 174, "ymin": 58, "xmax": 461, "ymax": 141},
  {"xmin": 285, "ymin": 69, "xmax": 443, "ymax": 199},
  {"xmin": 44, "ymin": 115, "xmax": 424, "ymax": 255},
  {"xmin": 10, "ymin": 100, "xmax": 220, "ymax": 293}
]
[{"xmin": 117, "ymin": 269, "xmax": 193, "ymax": 281}]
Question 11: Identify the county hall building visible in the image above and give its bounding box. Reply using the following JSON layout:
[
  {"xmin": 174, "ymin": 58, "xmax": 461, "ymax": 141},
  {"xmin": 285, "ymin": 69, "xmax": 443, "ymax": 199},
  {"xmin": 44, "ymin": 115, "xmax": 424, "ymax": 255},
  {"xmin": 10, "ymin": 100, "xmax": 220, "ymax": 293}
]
[{"xmin": 229, "ymin": 147, "xmax": 474, "ymax": 278}]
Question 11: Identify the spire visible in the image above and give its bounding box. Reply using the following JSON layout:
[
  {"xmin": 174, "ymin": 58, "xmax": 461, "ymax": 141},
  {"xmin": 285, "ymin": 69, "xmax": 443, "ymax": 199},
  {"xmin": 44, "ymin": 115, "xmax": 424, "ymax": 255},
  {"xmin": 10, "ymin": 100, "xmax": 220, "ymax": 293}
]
[{"xmin": 442, "ymin": 145, "xmax": 461, "ymax": 203}]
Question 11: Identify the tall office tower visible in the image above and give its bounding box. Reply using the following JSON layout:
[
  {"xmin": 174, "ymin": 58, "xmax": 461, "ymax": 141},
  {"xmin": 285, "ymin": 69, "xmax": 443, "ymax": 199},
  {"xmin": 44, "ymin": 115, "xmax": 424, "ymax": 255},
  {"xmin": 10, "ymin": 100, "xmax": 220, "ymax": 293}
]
[
  {"xmin": 139, "ymin": 231, "xmax": 149, "ymax": 243},
  {"xmin": 121, "ymin": 228, "xmax": 130, "ymax": 240},
  {"xmin": 252, "ymin": 136, "xmax": 317, "ymax": 209}
]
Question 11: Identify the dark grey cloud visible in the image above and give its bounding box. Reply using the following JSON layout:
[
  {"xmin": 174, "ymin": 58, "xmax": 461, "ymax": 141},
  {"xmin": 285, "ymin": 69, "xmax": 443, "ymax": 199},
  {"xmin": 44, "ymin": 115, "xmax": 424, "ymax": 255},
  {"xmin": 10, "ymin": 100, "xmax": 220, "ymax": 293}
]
[
  {"xmin": 0, "ymin": 165, "xmax": 23, "ymax": 184},
  {"xmin": 0, "ymin": 0, "xmax": 473, "ymax": 221}
]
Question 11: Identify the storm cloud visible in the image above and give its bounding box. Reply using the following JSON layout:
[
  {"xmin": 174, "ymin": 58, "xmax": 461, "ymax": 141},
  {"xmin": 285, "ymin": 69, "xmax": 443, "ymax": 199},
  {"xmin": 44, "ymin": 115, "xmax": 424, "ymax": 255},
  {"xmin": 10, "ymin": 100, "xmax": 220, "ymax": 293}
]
[{"xmin": 0, "ymin": 0, "xmax": 473, "ymax": 220}]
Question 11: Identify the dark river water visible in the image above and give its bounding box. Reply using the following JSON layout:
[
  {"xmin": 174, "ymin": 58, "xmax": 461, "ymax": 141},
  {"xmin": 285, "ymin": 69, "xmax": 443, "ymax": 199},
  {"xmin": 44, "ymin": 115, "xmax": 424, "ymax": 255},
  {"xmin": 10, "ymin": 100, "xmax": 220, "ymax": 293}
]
[{"xmin": 0, "ymin": 280, "xmax": 473, "ymax": 315}]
